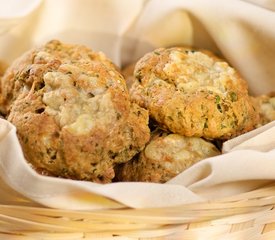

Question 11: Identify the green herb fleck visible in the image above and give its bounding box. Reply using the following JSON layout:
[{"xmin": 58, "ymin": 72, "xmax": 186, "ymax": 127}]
[
  {"xmin": 154, "ymin": 51, "xmax": 160, "ymax": 55},
  {"xmin": 215, "ymin": 95, "xmax": 221, "ymax": 104},
  {"xmin": 229, "ymin": 92, "xmax": 238, "ymax": 102},
  {"xmin": 215, "ymin": 96, "xmax": 222, "ymax": 112}
]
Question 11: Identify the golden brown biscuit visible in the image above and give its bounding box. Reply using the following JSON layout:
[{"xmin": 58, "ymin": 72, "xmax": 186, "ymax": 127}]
[
  {"xmin": 6, "ymin": 40, "xmax": 150, "ymax": 183},
  {"xmin": 130, "ymin": 47, "xmax": 260, "ymax": 139},
  {"xmin": 255, "ymin": 93, "xmax": 275, "ymax": 126},
  {"xmin": 115, "ymin": 129, "xmax": 220, "ymax": 183}
]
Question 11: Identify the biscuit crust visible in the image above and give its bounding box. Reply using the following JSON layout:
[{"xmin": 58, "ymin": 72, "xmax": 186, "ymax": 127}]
[
  {"xmin": 130, "ymin": 47, "xmax": 259, "ymax": 139},
  {"xmin": 6, "ymin": 40, "xmax": 150, "ymax": 183}
]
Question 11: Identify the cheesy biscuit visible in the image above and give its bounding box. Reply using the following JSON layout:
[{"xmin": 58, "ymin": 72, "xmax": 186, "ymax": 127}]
[
  {"xmin": 130, "ymin": 47, "xmax": 260, "ymax": 139},
  {"xmin": 6, "ymin": 40, "xmax": 150, "ymax": 183},
  {"xmin": 115, "ymin": 129, "xmax": 220, "ymax": 183},
  {"xmin": 255, "ymin": 93, "xmax": 275, "ymax": 126}
]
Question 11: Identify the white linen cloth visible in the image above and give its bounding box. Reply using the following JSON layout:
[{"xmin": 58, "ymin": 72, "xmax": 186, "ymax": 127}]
[{"xmin": 0, "ymin": 0, "xmax": 274, "ymax": 210}]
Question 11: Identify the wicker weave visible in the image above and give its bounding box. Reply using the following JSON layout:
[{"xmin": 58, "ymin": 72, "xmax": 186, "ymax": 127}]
[{"xmin": 0, "ymin": 183, "xmax": 275, "ymax": 239}]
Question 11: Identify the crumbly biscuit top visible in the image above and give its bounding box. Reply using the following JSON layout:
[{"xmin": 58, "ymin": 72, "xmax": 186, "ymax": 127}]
[
  {"xmin": 1, "ymin": 40, "xmax": 124, "ymax": 114},
  {"xmin": 41, "ymin": 62, "xmax": 124, "ymax": 135},
  {"xmin": 144, "ymin": 132, "xmax": 220, "ymax": 175},
  {"xmin": 135, "ymin": 47, "xmax": 247, "ymax": 96},
  {"xmin": 5, "ymin": 40, "xmax": 128, "ymax": 134}
]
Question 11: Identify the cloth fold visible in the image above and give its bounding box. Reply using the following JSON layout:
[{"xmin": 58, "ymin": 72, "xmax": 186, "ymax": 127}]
[
  {"xmin": 0, "ymin": 0, "xmax": 274, "ymax": 210},
  {"xmin": 0, "ymin": 0, "xmax": 42, "ymax": 35}
]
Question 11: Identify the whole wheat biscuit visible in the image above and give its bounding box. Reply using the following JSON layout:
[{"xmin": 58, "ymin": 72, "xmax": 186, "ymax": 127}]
[
  {"xmin": 6, "ymin": 40, "xmax": 150, "ymax": 183},
  {"xmin": 255, "ymin": 92, "xmax": 275, "ymax": 126},
  {"xmin": 130, "ymin": 47, "xmax": 260, "ymax": 139},
  {"xmin": 115, "ymin": 129, "xmax": 220, "ymax": 183}
]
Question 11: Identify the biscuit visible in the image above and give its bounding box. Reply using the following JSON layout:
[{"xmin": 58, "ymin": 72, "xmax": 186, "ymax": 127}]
[
  {"xmin": 130, "ymin": 47, "xmax": 260, "ymax": 139},
  {"xmin": 6, "ymin": 40, "xmax": 150, "ymax": 183},
  {"xmin": 255, "ymin": 93, "xmax": 275, "ymax": 126},
  {"xmin": 115, "ymin": 129, "xmax": 220, "ymax": 183}
]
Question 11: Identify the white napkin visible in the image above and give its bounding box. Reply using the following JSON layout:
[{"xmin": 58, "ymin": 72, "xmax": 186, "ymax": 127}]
[
  {"xmin": 0, "ymin": 0, "xmax": 274, "ymax": 210},
  {"xmin": 242, "ymin": 0, "xmax": 275, "ymax": 10},
  {"xmin": 0, "ymin": 0, "xmax": 41, "ymax": 34}
]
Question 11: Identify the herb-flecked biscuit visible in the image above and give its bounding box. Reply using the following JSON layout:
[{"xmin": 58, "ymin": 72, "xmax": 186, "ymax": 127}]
[
  {"xmin": 115, "ymin": 129, "xmax": 220, "ymax": 183},
  {"xmin": 6, "ymin": 40, "xmax": 150, "ymax": 183},
  {"xmin": 130, "ymin": 47, "xmax": 260, "ymax": 139},
  {"xmin": 255, "ymin": 93, "xmax": 275, "ymax": 126}
]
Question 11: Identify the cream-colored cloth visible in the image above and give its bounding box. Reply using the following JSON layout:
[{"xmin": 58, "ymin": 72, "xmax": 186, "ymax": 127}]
[
  {"xmin": 0, "ymin": 0, "xmax": 274, "ymax": 210},
  {"xmin": 0, "ymin": 0, "xmax": 41, "ymax": 35}
]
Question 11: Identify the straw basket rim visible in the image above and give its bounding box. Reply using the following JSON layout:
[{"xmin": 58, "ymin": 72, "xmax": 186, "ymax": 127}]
[{"xmin": 0, "ymin": 182, "xmax": 275, "ymax": 239}]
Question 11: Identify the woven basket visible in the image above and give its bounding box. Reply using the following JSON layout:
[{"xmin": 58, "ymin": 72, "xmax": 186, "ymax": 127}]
[{"xmin": 0, "ymin": 183, "xmax": 275, "ymax": 240}]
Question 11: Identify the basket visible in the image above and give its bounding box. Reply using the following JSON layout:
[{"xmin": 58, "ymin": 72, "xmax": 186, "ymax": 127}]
[{"xmin": 0, "ymin": 182, "xmax": 274, "ymax": 240}]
